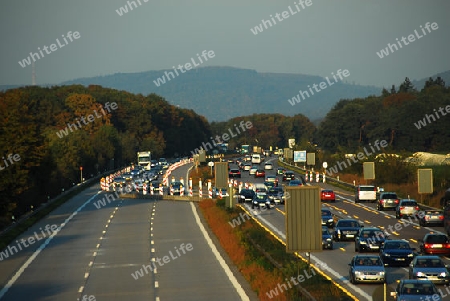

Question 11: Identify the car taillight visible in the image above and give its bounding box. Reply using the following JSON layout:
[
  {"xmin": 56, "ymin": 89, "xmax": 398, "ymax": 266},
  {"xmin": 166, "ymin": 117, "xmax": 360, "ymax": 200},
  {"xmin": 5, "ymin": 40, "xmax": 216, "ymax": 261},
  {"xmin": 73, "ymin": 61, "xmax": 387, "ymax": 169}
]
[
  {"xmin": 400, "ymin": 206, "xmax": 404, "ymax": 210},
  {"xmin": 425, "ymin": 216, "xmax": 430, "ymax": 220},
  {"xmin": 415, "ymin": 206, "xmax": 420, "ymax": 210},
  {"xmin": 424, "ymin": 243, "xmax": 432, "ymax": 248},
  {"xmin": 395, "ymin": 199, "xmax": 399, "ymax": 204},
  {"xmin": 446, "ymin": 243, "xmax": 450, "ymax": 249},
  {"xmin": 381, "ymin": 199, "xmax": 385, "ymax": 204},
  {"xmin": 440, "ymin": 216, "xmax": 444, "ymax": 220}
]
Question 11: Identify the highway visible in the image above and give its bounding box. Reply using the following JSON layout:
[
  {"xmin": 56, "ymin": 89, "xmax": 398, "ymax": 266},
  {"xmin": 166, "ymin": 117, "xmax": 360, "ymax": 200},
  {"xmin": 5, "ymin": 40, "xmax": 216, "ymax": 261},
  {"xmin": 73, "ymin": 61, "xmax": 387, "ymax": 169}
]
[
  {"xmin": 0, "ymin": 163, "xmax": 256, "ymax": 301},
  {"xmin": 234, "ymin": 156, "xmax": 450, "ymax": 300}
]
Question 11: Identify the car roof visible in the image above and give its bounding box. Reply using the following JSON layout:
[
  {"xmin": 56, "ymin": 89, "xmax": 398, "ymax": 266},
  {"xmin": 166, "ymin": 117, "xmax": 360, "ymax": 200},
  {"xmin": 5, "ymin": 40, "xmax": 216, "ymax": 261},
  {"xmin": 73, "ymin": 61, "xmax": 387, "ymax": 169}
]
[{"xmin": 413, "ymin": 255, "xmax": 441, "ymax": 260}]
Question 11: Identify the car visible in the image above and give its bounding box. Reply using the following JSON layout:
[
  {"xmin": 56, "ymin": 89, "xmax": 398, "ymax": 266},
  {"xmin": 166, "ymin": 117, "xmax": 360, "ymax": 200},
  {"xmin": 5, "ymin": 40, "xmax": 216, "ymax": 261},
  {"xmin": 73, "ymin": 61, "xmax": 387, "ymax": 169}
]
[
  {"xmin": 396, "ymin": 199, "xmax": 420, "ymax": 219},
  {"xmin": 130, "ymin": 168, "xmax": 142, "ymax": 177},
  {"xmin": 243, "ymin": 163, "xmax": 252, "ymax": 171},
  {"xmin": 334, "ymin": 219, "xmax": 363, "ymax": 241},
  {"xmin": 354, "ymin": 185, "xmax": 377, "ymax": 203},
  {"xmin": 321, "ymin": 208, "xmax": 335, "ymax": 228},
  {"xmin": 267, "ymin": 187, "xmax": 284, "ymax": 204},
  {"xmin": 255, "ymin": 169, "xmax": 265, "ymax": 178},
  {"xmin": 170, "ymin": 181, "xmax": 184, "ymax": 195},
  {"xmin": 238, "ymin": 189, "xmax": 256, "ymax": 203},
  {"xmin": 288, "ymin": 179, "xmax": 303, "ymax": 186},
  {"xmin": 213, "ymin": 187, "xmax": 229, "ymax": 198},
  {"xmin": 380, "ymin": 239, "xmax": 415, "ymax": 266},
  {"xmin": 264, "ymin": 162, "xmax": 273, "ymax": 170},
  {"xmin": 229, "ymin": 168, "xmax": 241, "ymax": 178},
  {"xmin": 322, "ymin": 226, "xmax": 333, "ymax": 250},
  {"xmin": 419, "ymin": 232, "xmax": 450, "ymax": 256},
  {"xmin": 377, "ymin": 192, "xmax": 399, "ymax": 211},
  {"xmin": 419, "ymin": 210, "xmax": 444, "ymax": 226},
  {"xmin": 152, "ymin": 165, "xmax": 164, "ymax": 175},
  {"xmin": 264, "ymin": 181, "xmax": 275, "ymax": 190},
  {"xmin": 354, "ymin": 227, "xmax": 387, "ymax": 252},
  {"xmin": 251, "ymin": 192, "xmax": 273, "ymax": 210},
  {"xmin": 391, "ymin": 280, "xmax": 441, "ymax": 301},
  {"xmin": 249, "ymin": 166, "xmax": 258, "ymax": 175},
  {"xmin": 282, "ymin": 171, "xmax": 295, "ymax": 181},
  {"xmin": 122, "ymin": 173, "xmax": 133, "ymax": 181},
  {"xmin": 409, "ymin": 255, "xmax": 450, "ymax": 284},
  {"xmin": 133, "ymin": 179, "xmax": 145, "ymax": 191},
  {"xmin": 253, "ymin": 183, "xmax": 268, "ymax": 194},
  {"xmin": 251, "ymin": 153, "xmax": 261, "ymax": 164},
  {"xmin": 149, "ymin": 181, "xmax": 162, "ymax": 193},
  {"xmin": 277, "ymin": 167, "xmax": 285, "ymax": 175},
  {"xmin": 321, "ymin": 189, "xmax": 336, "ymax": 202},
  {"xmin": 113, "ymin": 176, "xmax": 126, "ymax": 185},
  {"xmin": 348, "ymin": 255, "xmax": 385, "ymax": 284},
  {"xmin": 265, "ymin": 175, "xmax": 278, "ymax": 185}
]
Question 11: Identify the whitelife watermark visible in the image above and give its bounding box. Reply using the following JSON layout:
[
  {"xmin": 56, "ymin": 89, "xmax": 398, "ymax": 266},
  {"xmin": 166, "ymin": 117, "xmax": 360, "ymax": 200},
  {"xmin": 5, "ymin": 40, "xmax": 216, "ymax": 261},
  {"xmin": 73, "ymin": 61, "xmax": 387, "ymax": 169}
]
[
  {"xmin": 250, "ymin": 0, "xmax": 313, "ymax": 35},
  {"xmin": 0, "ymin": 223, "xmax": 59, "ymax": 261},
  {"xmin": 153, "ymin": 50, "xmax": 216, "ymax": 87},
  {"xmin": 0, "ymin": 153, "xmax": 21, "ymax": 172},
  {"xmin": 190, "ymin": 120, "xmax": 253, "ymax": 156},
  {"xmin": 115, "ymin": 0, "xmax": 149, "ymax": 16},
  {"xmin": 77, "ymin": 295, "xmax": 96, "ymax": 301},
  {"xmin": 326, "ymin": 139, "xmax": 388, "ymax": 176},
  {"xmin": 55, "ymin": 102, "xmax": 118, "ymax": 138},
  {"xmin": 376, "ymin": 22, "xmax": 439, "ymax": 59},
  {"xmin": 18, "ymin": 31, "xmax": 81, "ymax": 68},
  {"xmin": 414, "ymin": 105, "xmax": 450, "ymax": 130},
  {"xmin": 266, "ymin": 263, "xmax": 327, "ymax": 299},
  {"xmin": 131, "ymin": 243, "xmax": 193, "ymax": 280},
  {"xmin": 287, "ymin": 69, "xmax": 350, "ymax": 106}
]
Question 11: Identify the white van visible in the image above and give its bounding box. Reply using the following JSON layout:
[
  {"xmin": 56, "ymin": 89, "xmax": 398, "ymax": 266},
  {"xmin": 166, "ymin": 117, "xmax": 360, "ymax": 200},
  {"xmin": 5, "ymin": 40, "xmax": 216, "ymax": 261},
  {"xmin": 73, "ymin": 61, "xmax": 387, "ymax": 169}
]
[
  {"xmin": 355, "ymin": 185, "xmax": 377, "ymax": 203},
  {"xmin": 251, "ymin": 154, "xmax": 261, "ymax": 164}
]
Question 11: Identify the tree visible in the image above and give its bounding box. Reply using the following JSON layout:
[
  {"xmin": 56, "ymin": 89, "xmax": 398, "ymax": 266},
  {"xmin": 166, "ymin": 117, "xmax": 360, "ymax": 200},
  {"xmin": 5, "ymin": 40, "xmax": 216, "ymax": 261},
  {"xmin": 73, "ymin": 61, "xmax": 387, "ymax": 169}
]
[{"xmin": 398, "ymin": 77, "xmax": 415, "ymax": 93}]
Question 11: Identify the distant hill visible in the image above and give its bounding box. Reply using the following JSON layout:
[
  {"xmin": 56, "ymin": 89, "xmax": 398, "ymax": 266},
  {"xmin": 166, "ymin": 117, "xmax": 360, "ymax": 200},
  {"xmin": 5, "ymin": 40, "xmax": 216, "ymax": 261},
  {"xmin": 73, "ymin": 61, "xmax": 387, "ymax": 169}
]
[
  {"xmin": 412, "ymin": 70, "xmax": 450, "ymax": 90},
  {"xmin": 58, "ymin": 66, "xmax": 381, "ymax": 121}
]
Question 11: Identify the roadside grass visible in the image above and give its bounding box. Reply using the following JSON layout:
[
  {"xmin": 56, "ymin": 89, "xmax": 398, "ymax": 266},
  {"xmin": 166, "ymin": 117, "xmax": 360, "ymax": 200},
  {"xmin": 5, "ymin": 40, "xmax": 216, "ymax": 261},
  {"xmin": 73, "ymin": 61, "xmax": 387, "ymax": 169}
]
[{"xmin": 198, "ymin": 198, "xmax": 352, "ymax": 300}]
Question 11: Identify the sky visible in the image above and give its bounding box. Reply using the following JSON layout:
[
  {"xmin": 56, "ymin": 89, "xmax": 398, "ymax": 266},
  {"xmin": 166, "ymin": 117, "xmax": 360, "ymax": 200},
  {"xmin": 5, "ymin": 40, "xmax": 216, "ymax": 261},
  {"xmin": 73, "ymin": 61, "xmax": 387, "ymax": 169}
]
[{"xmin": 1, "ymin": 0, "xmax": 449, "ymax": 88}]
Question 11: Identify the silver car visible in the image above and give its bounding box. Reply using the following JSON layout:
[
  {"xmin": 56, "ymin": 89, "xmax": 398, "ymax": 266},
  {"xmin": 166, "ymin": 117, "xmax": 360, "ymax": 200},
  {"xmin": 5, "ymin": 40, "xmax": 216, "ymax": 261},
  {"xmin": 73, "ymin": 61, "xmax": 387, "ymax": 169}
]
[
  {"xmin": 396, "ymin": 199, "xmax": 420, "ymax": 219},
  {"xmin": 348, "ymin": 255, "xmax": 385, "ymax": 284},
  {"xmin": 409, "ymin": 255, "xmax": 450, "ymax": 284}
]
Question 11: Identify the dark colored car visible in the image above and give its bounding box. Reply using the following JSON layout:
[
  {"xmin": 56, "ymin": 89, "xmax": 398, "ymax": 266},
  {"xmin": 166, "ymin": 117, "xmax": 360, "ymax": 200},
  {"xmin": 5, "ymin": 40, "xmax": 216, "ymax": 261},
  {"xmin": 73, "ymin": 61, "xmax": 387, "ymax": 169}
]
[
  {"xmin": 282, "ymin": 171, "xmax": 295, "ymax": 181},
  {"xmin": 348, "ymin": 255, "xmax": 385, "ymax": 284},
  {"xmin": 251, "ymin": 193, "xmax": 273, "ymax": 210},
  {"xmin": 170, "ymin": 181, "xmax": 184, "ymax": 195},
  {"xmin": 321, "ymin": 208, "xmax": 335, "ymax": 228},
  {"xmin": 255, "ymin": 169, "xmax": 265, "ymax": 178},
  {"xmin": 277, "ymin": 167, "xmax": 285, "ymax": 175},
  {"xmin": 334, "ymin": 219, "xmax": 363, "ymax": 241},
  {"xmin": 354, "ymin": 227, "xmax": 387, "ymax": 252},
  {"xmin": 322, "ymin": 226, "xmax": 333, "ymax": 250},
  {"xmin": 419, "ymin": 233, "xmax": 450, "ymax": 256},
  {"xmin": 396, "ymin": 199, "xmax": 420, "ymax": 219},
  {"xmin": 229, "ymin": 168, "xmax": 241, "ymax": 178},
  {"xmin": 391, "ymin": 280, "xmax": 441, "ymax": 301},
  {"xmin": 409, "ymin": 255, "xmax": 450, "ymax": 284},
  {"xmin": 321, "ymin": 189, "xmax": 336, "ymax": 202},
  {"xmin": 377, "ymin": 192, "xmax": 399, "ymax": 211},
  {"xmin": 238, "ymin": 189, "xmax": 255, "ymax": 203},
  {"xmin": 419, "ymin": 210, "xmax": 444, "ymax": 226},
  {"xmin": 113, "ymin": 176, "xmax": 126, "ymax": 185},
  {"xmin": 380, "ymin": 240, "xmax": 415, "ymax": 266},
  {"xmin": 264, "ymin": 181, "xmax": 275, "ymax": 190},
  {"xmin": 288, "ymin": 179, "xmax": 303, "ymax": 186},
  {"xmin": 267, "ymin": 187, "xmax": 284, "ymax": 204}
]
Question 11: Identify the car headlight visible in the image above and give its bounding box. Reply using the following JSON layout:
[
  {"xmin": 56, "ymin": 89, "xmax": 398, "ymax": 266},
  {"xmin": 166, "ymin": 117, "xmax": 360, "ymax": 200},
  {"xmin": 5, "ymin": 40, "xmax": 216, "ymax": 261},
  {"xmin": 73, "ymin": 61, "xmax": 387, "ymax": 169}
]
[
  {"xmin": 326, "ymin": 238, "xmax": 332, "ymax": 242},
  {"xmin": 440, "ymin": 272, "xmax": 448, "ymax": 277},
  {"xmin": 379, "ymin": 271, "xmax": 385, "ymax": 276},
  {"xmin": 416, "ymin": 272, "xmax": 426, "ymax": 277},
  {"xmin": 383, "ymin": 253, "xmax": 390, "ymax": 257},
  {"xmin": 359, "ymin": 241, "xmax": 366, "ymax": 244},
  {"xmin": 407, "ymin": 253, "xmax": 414, "ymax": 257},
  {"xmin": 328, "ymin": 219, "xmax": 333, "ymax": 222},
  {"xmin": 354, "ymin": 271, "xmax": 363, "ymax": 276},
  {"xmin": 337, "ymin": 229, "xmax": 341, "ymax": 234}
]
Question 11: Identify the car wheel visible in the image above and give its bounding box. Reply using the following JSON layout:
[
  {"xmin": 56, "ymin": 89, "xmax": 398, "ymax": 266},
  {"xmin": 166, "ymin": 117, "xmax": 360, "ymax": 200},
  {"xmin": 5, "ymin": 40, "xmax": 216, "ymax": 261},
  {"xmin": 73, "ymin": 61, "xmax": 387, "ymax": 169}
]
[
  {"xmin": 329, "ymin": 244, "xmax": 333, "ymax": 250},
  {"xmin": 396, "ymin": 212, "xmax": 400, "ymax": 219},
  {"xmin": 355, "ymin": 199, "xmax": 359, "ymax": 203},
  {"xmin": 349, "ymin": 274, "xmax": 355, "ymax": 284},
  {"xmin": 379, "ymin": 205, "xmax": 383, "ymax": 211}
]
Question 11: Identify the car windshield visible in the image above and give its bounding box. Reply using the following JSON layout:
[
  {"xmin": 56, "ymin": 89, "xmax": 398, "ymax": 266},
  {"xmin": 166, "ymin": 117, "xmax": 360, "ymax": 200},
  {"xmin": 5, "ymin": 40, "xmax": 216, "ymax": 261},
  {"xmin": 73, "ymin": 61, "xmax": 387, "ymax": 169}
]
[
  {"xmin": 402, "ymin": 284, "xmax": 436, "ymax": 295},
  {"xmin": 321, "ymin": 210, "xmax": 331, "ymax": 216},
  {"xmin": 322, "ymin": 228, "xmax": 330, "ymax": 235},
  {"xmin": 382, "ymin": 193, "xmax": 397, "ymax": 199},
  {"xmin": 416, "ymin": 258, "xmax": 445, "ymax": 268},
  {"xmin": 256, "ymin": 194, "xmax": 266, "ymax": 200},
  {"xmin": 401, "ymin": 201, "xmax": 417, "ymax": 206},
  {"xmin": 337, "ymin": 221, "xmax": 359, "ymax": 227},
  {"xmin": 426, "ymin": 235, "xmax": 448, "ymax": 244},
  {"xmin": 355, "ymin": 257, "xmax": 382, "ymax": 266},
  {"xmin": 361, "ymin": 230, "xmax": 384, "ymax": 239},
  {"xmin": 385, "ymin": 242, "xmax": 410, "ymax": 249}
]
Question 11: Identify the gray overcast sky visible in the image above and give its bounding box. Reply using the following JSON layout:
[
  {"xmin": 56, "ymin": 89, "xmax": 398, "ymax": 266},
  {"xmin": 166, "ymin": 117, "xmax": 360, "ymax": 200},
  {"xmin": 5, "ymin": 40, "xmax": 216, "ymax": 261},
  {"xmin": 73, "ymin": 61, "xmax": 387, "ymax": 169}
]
[{"xmin": 1, "ymin": 0, "xmax": 449, "ymax": 87}]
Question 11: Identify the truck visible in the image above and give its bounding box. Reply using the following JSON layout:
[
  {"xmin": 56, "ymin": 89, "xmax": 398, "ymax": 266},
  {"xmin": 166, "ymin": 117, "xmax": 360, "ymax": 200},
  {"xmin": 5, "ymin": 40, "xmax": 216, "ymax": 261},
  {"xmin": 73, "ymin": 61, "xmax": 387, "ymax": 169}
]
[{"xmin": 137, "ymin": 151, "xmax": 152, "ymax": 170}]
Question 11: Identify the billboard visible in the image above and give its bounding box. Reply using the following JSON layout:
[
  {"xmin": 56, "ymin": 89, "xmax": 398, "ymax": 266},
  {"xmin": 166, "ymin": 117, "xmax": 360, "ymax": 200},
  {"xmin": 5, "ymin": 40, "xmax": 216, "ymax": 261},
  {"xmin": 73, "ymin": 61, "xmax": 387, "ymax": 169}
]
[
  {"xmin": 418, "ymin": 169, "xmax": 433, "ymax": 194},
  {"xmin": 294, "ymin": 151, "xmax": 307, "ymax": 162}
]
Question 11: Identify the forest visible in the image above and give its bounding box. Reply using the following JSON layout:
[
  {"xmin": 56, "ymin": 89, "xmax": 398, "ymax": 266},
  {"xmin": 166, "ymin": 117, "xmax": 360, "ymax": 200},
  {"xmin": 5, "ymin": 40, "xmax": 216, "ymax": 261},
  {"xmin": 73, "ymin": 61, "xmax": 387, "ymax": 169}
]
[{"xmin": 0, "ymin": 76, "xmax": 448, "ymax": 228}]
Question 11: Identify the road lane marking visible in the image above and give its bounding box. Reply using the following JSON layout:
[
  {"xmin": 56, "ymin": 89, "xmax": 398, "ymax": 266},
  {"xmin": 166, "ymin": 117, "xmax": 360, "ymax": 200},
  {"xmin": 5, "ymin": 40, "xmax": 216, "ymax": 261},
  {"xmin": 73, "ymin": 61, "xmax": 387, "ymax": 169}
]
[
  {"xmin": 190, "ymin": 202, "xmax": 249, "ymax": 300},
  {"xmin": 0, "ymin": 191, "xmax": 101, "ymax": 300}
]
